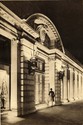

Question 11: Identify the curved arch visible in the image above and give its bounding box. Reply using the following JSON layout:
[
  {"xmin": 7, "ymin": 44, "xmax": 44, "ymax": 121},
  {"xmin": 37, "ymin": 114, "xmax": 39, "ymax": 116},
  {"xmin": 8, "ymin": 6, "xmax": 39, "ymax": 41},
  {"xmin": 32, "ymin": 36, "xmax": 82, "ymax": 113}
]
[{"xmin": 26, "ymin": 13, "xmax": 65, "ymax": 53}]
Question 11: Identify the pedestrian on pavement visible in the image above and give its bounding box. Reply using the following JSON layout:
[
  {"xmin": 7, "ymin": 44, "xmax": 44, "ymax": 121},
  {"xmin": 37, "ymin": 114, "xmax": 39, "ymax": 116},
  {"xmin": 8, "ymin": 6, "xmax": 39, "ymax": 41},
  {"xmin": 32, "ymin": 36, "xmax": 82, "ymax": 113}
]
[{"xmin": 48, "ymin": 88, "xmax": 55, "ymax": 106}]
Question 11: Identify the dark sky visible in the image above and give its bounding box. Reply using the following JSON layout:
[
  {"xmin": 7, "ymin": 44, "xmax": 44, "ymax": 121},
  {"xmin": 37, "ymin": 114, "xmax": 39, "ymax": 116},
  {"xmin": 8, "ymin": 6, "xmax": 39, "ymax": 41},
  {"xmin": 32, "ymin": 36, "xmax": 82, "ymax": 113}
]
[{"xmin": 1, "ymin": 0, "xmax": 83, "ymax": 64}]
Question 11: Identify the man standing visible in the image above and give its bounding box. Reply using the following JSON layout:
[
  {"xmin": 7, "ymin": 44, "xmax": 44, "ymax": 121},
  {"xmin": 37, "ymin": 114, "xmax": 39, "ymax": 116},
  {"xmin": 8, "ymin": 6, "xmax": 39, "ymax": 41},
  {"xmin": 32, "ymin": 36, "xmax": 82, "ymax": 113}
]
[{"xmin": 48, "ymin": 88, "xmax": 55, "ymax": 106}]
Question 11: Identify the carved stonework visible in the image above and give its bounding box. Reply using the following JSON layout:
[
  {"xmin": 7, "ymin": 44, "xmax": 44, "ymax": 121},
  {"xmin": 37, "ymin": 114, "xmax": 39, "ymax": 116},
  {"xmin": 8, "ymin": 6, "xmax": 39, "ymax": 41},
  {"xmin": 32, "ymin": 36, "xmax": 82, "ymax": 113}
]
[
  {"xmin": 0, "ymin": 8, "xmax": 19, "ymax": 26},
  {"xmin": 48, "ymin": 55, "xmax": 56, "ymax": 61},
  {"xmin": 26, "ymin": 13, "xmax": 65, "ymax": 52},
  {"xmin": 35, "ymin": 24, "xmax": 48, "ymax": 44}
]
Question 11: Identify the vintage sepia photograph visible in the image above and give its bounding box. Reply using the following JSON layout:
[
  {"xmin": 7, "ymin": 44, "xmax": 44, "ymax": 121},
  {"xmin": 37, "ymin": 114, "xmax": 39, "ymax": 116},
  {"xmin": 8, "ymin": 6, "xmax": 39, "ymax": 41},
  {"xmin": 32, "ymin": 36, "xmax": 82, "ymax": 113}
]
[{"xmin": 0, "ymin": 0, "xmax": 83, "ymax": 125}]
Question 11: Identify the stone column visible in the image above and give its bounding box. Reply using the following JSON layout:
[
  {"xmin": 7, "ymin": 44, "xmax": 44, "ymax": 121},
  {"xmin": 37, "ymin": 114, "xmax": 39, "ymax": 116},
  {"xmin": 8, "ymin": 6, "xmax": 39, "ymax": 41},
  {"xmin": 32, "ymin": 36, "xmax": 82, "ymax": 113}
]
[
  {"xmin": 82, "ymin": 74, "xmax": 83, "ymax": 98},
  {"xmin": 18, "ymin": 38, "xmax": 36, "ymax": 116},
  {"xmin": 11, "ymin": 39, "xmax": 18, "ymax": 110},
  {"xmin": 73, "ymin": 69, "xmax": 75, "ymax": 100},
  {"xmin": 67, "ymin": 68, "xmax": 70, "ymax": 101},
  {"xmin": 69, "ymin": 68, "xmax": 74, "ymax": 101},
  {"xmin": 79, "ymin": 72, "xmax": 81, "ymax": 99},
  {"xmin": 74, "ymin": 70, "xmax": 78, "ymax": 100},
  {"xmin": 55, "ymin": 59, "xmax": 62, "ymax": 105},
  {"xmin": 45, "ymin": 62, "xmax": 50, "ymax": 102},
  {"xmin": 49, "ymin": 60, "xmax": 55, "ymax": 90},
  {"xmin": 81, "ymin": 73, "xmax": 83, "ymax": 98},
  {"xmin": 62, "ymin": 67, "xmax": 68, "ymax": 103},
  {"xmin": 49, "ymin": 56, "xmax": 55, "ymax": 105},
  {"xmin": 77, "ymin": 72, "xmax": 79, "ymax": 99}
]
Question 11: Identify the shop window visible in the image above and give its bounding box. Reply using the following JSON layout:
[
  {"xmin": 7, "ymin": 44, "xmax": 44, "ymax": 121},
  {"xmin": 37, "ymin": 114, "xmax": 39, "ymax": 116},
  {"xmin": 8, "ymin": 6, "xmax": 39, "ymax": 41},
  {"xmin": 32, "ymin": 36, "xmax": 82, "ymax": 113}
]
[
  {"xmin": 35, "ymin": 73, "xmax": 44, "ymax": 104},
  {"xmin": 0, "ymin": 36, "xmax": 11, "ymax": 65}
]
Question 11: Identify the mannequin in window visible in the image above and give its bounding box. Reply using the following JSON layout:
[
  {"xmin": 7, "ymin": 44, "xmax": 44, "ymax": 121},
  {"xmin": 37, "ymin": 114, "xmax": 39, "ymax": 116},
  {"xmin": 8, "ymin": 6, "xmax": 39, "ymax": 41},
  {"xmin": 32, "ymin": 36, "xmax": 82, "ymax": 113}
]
[{"xmin": 1, "ymin": 80, "xmax": 8, "ymax": 109}]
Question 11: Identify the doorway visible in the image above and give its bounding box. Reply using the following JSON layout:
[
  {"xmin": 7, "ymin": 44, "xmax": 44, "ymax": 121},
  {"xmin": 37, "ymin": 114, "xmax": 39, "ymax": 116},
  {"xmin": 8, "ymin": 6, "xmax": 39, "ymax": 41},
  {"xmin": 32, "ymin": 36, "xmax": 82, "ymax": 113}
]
[{"xmin": 35, "ymin": 73, "xmax": 45, "ymax": 104}]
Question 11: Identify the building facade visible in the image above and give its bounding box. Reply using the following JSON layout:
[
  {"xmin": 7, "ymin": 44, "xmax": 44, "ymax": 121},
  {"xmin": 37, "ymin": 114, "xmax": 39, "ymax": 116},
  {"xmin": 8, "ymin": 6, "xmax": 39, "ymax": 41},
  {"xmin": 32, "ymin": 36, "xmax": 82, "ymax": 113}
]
[{"xmin": 0, "ymin": 3, "xmax": 83, "ymax": 116}]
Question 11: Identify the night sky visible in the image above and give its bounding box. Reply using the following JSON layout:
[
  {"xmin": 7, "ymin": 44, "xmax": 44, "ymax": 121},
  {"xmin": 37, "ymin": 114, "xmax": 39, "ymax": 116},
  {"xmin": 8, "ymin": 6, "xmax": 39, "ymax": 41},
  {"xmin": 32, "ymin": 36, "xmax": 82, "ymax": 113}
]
[{"xmin": 1, "ymin": 1, "xmax": 83, "ymax": 64}]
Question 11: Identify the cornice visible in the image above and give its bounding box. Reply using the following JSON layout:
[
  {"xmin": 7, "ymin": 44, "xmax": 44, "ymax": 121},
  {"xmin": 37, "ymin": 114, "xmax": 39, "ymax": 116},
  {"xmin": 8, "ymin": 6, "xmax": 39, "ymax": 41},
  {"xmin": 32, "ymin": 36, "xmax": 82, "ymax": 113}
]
[
  {"xmin": 0, "ymin": 3, "xmax": 39, "ymax": 39},
  {"xmin": 36, "ymin": 42, "xmax": 83, "ymax": 71}
]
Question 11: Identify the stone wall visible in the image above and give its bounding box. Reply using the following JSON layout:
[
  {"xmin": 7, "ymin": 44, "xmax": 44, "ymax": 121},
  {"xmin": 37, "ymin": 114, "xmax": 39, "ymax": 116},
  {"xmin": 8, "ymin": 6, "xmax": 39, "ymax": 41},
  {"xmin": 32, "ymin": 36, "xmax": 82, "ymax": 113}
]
[{"xmin": 18, "ymin": 38, "xmax": 36, "ymax": 116}]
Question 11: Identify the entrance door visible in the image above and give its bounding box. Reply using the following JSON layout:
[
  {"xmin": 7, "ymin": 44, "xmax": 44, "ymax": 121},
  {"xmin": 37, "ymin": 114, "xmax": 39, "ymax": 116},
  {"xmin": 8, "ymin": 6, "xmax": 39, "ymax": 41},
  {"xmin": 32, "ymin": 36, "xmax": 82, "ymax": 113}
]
[
  {"xmin": 0, "ymin": 67, "xmax": 9, "ymax": 109},
  {"xmin": 35, "ymin": 73, "xmax": 44, "ymax": 104}
]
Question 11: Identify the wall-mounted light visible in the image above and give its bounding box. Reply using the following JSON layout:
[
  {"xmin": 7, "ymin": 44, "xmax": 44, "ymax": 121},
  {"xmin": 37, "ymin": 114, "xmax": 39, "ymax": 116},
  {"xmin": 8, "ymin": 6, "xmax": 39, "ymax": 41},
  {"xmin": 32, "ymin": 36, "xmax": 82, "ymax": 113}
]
[
  {"xmin": 57, "ymin": 64, "xmax": 70, "ymax": 80},
  {"xmin": 28, "ymin": 56, "xmax": 37, "ymax": 74},
  {"xmin": 58, "ymin": 70, "xmax": 64, "ymax": 80},
  {"xmin": 62, "ymin": 64, "xmax": 70, "ymax": 80},
  {"xmin": 58, "ymin": 65, "xmax": 65, "ymax": 80}
]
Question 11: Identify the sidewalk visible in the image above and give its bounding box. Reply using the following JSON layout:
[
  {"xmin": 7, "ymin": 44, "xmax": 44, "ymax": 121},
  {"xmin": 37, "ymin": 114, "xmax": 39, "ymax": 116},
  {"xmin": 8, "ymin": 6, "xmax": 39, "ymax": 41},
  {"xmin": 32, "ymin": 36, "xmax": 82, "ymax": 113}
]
[{"xmin": 1, "ymin": 101, "xmax": 83, "ymax": 125}]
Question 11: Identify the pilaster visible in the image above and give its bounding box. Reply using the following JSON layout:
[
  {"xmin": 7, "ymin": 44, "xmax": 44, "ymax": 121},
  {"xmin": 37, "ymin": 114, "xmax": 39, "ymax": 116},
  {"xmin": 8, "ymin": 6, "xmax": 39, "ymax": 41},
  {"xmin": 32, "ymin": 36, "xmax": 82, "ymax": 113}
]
[
  {"xmin": 55, "ymin": 58, "xmax": 62, "ymax": 105},
  {"xmin": 77, "ymin": 72, "xmax": 79, "ymax": 99},
  {"xmin": 79, "ymin": 72, "xmax": 81, "ymax": 99},
  {"xmin": 74, "ymin": 70, "xmax": 78, "ymax": 100},
  {"xmin": 62, "ymin": 67, "xmax": 68, "ymax": 103},
  {"xmin": 68, "ymin": 68, "xmax": 74, "ymax": 101},
  {"xmin": 81, "ymin": 73, "xmax": 83, "ymax": 98},
  {"xmin": 17, "ymin": 38, "xmax": 36, "ymax": 116},
  {"xmin": 11, "ymin": 39, "xmax": 18, "ymax": 110},
  {"xmin": 44, "ymin": 62, "xmax": 50, "ymax": 102}
]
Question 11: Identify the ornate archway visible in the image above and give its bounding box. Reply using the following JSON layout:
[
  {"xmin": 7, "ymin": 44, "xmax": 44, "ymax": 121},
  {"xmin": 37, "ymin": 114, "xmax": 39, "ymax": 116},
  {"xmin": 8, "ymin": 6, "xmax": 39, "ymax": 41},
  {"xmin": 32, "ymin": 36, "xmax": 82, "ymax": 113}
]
[{"xmin": 26, "ymin": 13, "xmax": 65, "ymax": 53}]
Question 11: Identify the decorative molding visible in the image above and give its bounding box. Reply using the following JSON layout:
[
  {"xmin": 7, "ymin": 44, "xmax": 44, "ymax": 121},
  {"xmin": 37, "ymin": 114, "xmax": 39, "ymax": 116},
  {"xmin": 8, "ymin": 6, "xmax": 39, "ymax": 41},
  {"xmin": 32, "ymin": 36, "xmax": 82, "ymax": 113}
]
[
  {"xmin": 26, "ymin": 13, "xmax": 65, "ymax": 53},
  {"xmin": 0, "ymin": 5, "xmax": 39, "ymax": 39},
  {"xmin": 48, "ymin": 55, "xmax": 56, "ymax": 61},
  {"xmin": 0, "ymin": 8, "xmax": 20, "ymax": 26}
]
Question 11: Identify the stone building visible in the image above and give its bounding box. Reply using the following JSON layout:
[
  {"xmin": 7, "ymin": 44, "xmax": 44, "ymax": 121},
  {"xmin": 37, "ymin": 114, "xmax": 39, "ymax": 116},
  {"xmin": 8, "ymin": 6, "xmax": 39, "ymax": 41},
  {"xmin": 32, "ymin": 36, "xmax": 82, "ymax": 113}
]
[{"xmin": 0, "ymin": 3, "xmax": 83, "ymax": 116}]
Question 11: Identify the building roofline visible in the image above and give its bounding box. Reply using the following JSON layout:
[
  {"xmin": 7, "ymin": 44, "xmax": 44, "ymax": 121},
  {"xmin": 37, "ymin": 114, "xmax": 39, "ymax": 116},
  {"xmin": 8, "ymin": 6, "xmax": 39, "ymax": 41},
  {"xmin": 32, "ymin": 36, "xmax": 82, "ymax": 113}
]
[
  {"xmin": 0, "ymin": 2, "xmax": 39, "ymax": 39},
  {"xmin": 0, "ymin": 2, "xmax": 21, "ymax": 22}
]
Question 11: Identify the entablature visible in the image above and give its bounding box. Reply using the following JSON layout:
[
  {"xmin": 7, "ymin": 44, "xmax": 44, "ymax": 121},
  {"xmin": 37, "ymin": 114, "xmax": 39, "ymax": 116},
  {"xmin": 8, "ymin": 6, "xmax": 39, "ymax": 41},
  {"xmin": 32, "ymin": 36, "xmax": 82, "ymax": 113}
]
[{"xmin": 0, "ymin": 3, "xmax": 39, "ymax": 40}]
